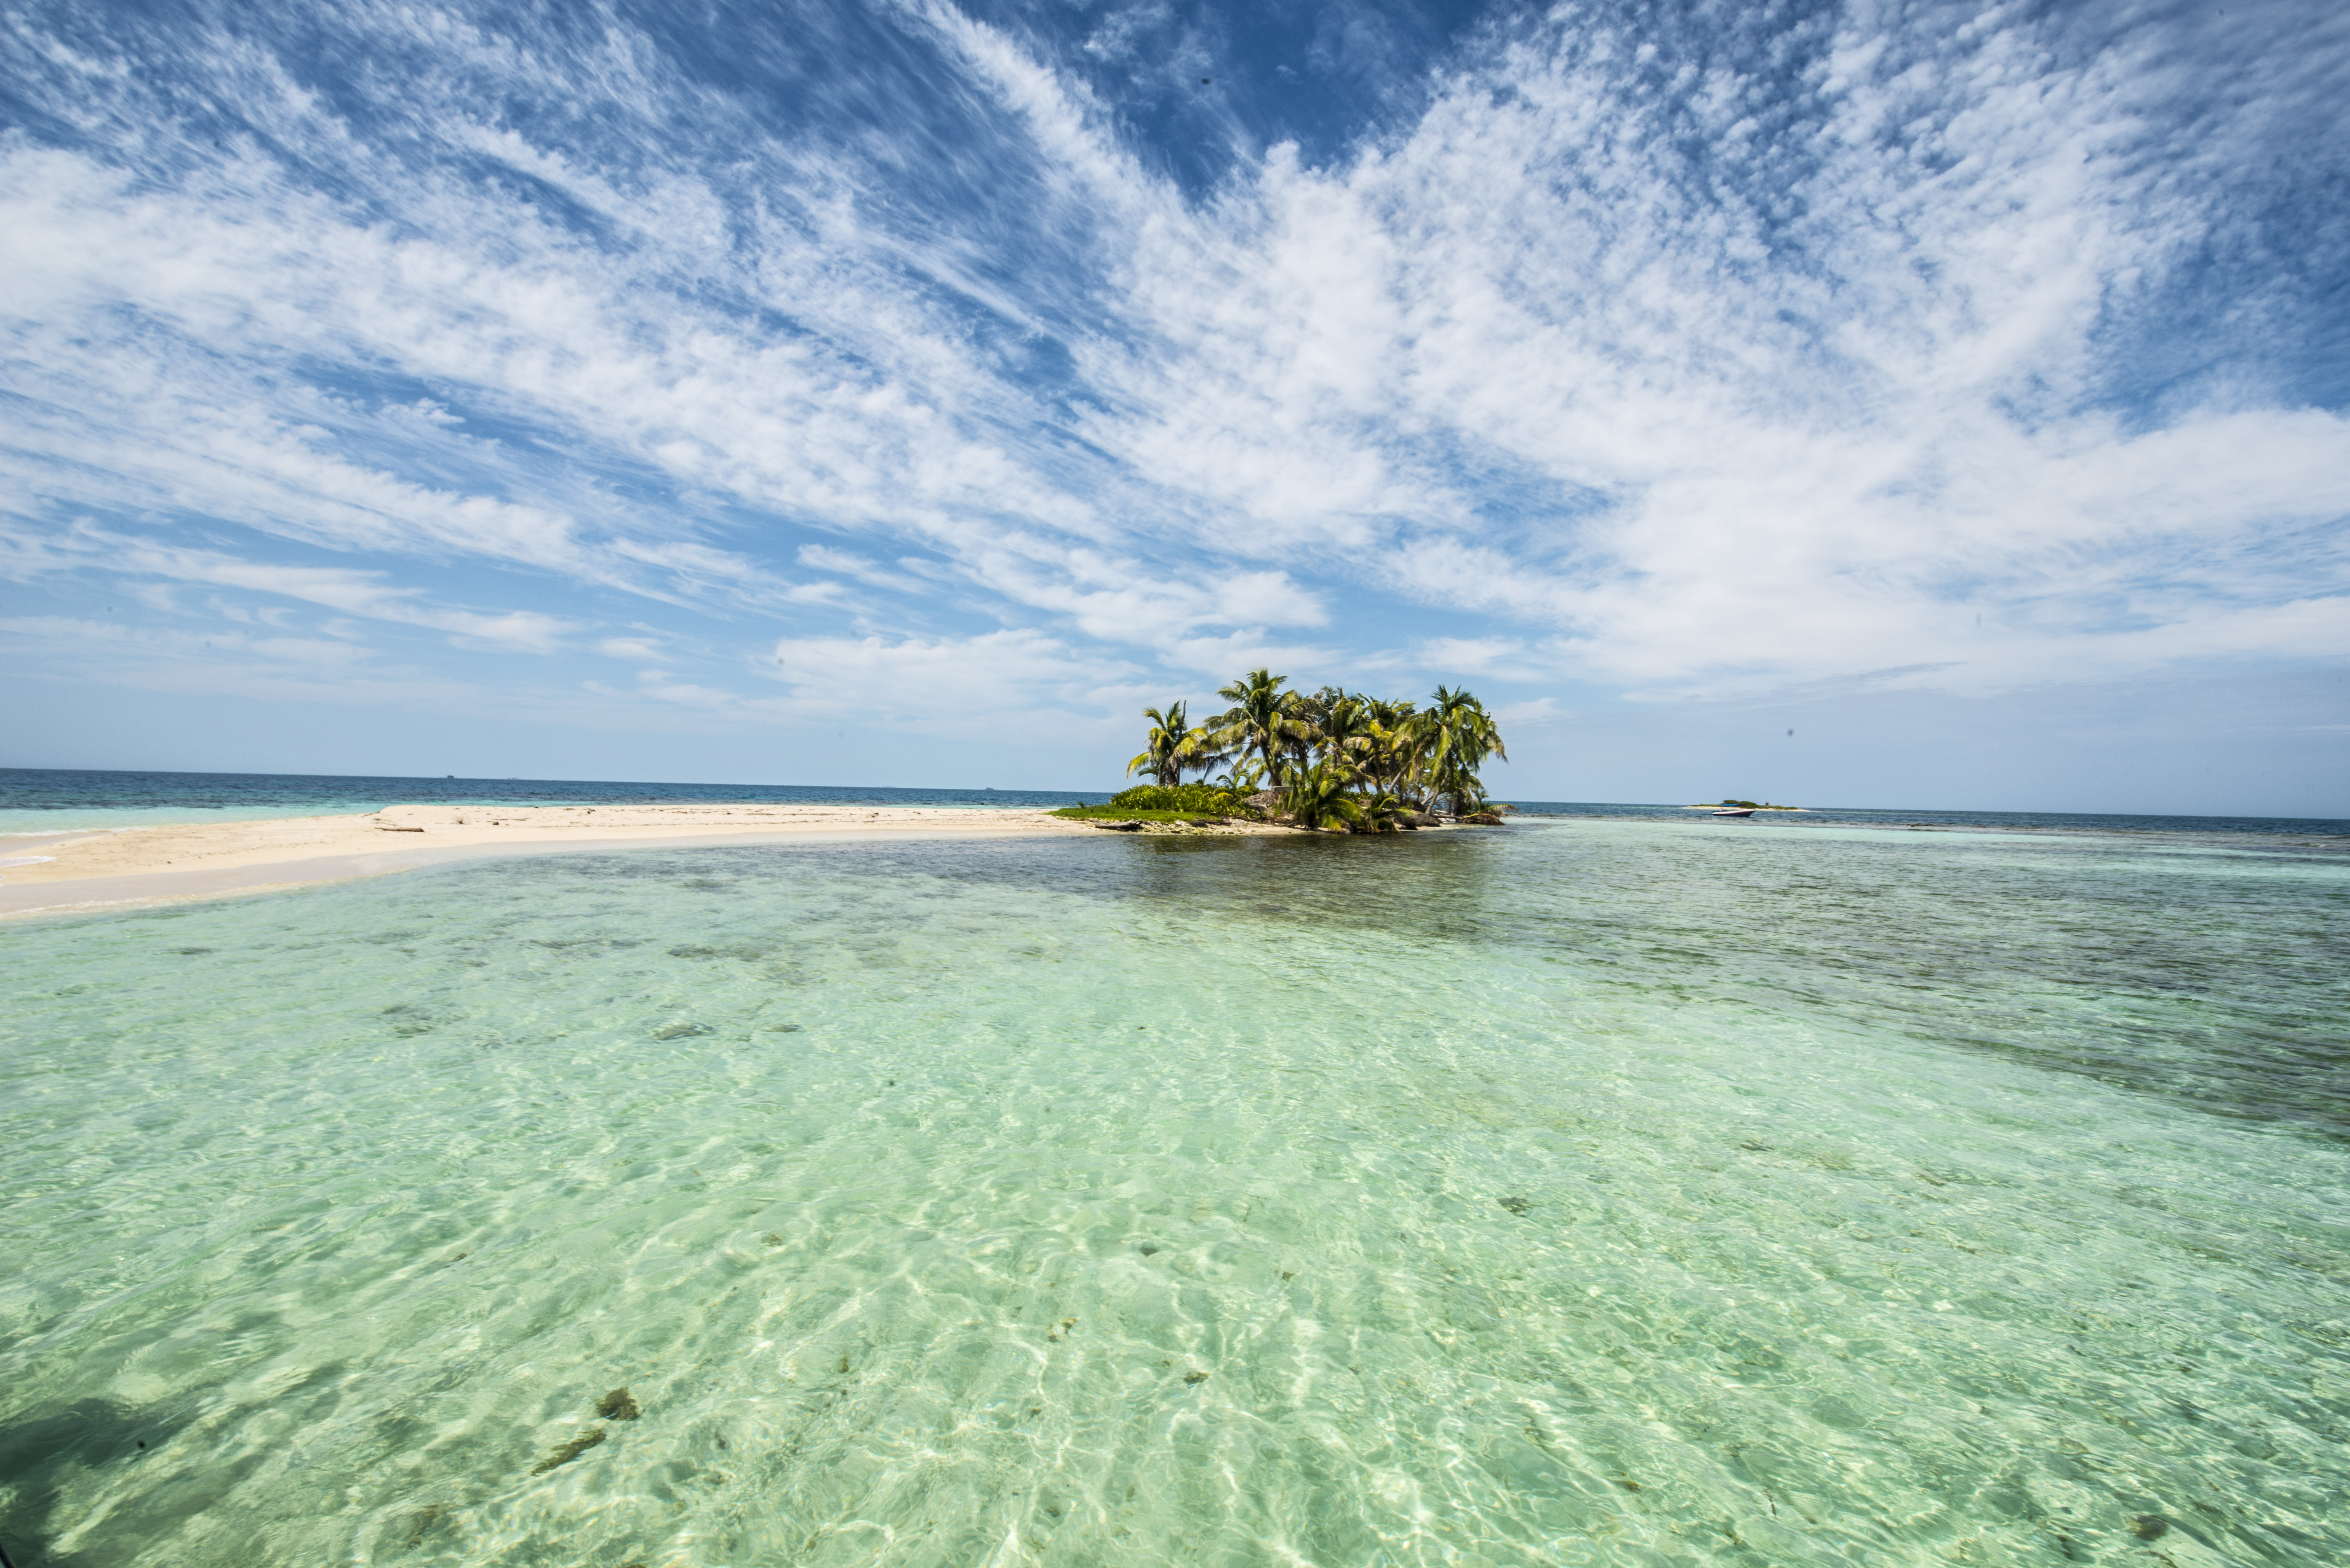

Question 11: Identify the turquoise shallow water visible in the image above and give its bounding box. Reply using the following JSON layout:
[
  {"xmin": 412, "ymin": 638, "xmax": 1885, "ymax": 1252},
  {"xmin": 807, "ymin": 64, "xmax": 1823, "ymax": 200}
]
[{"xmin": 3, "ymin": 821, "xmax": 2346, "ymax": 1566}]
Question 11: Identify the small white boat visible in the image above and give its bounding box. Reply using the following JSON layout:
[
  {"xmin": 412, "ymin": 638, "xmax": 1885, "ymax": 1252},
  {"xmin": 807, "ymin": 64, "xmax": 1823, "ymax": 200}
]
[{"xmin": 1711, "ymin": 808, "xmax": 1755, "ymax": 818}]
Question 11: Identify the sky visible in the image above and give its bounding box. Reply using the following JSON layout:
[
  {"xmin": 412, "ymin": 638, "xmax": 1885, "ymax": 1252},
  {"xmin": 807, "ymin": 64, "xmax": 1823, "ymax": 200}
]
[{"xmin": 2, "ymin": 0, "xmax": 2346, "ymax": 815}]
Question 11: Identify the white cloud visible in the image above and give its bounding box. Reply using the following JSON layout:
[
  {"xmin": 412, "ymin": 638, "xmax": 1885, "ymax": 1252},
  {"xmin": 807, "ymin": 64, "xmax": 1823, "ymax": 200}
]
[
  {"xmin": 0, "ymin": 0, "xmax": 2342, "ymax": 738},
  {"xmin": 1406, "ymin": 637, "xmax": 1546, "ymax": 681},
  {"xmin": 796, "ymin": 545, "xmax": 930, "ymax": 596},
  {"xmin": 630, "ymin": 671, "xmax": 742, "ymax": 709},
  {"xmin": 1012, "ymin": 3, "xmax": 2350, "ymax": 693},
  {"xmin": 8, "ymin": 526, "xmax": 582, "ymax": 652},
  {"xmin": 765, "ymin": 628, "xmax": 1139, "ymax": 734},
  {"xmin": 0, "ymin": 616, "xmax": 367, "ymax": 669},
  {"xmin": 1491, "ymin": 696, "xmax": 1563, "ymax": 727}
]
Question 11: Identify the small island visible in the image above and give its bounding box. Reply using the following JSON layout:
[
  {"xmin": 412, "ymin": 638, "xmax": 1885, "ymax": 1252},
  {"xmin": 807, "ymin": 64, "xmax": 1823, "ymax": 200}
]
[{"xmin": 1055, "ymin": 667, "xmax": 1511, "ymax": 833}]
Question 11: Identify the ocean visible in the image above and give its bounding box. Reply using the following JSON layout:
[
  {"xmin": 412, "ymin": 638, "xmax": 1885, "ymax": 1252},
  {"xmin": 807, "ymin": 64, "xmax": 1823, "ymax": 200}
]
[{"xmin": 2, "ymin": 777, "xmax": 2346, "ymax": 1565}]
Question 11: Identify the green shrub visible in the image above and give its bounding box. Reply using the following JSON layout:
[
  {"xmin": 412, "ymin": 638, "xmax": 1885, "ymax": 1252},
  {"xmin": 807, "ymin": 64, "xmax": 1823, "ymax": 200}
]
[
  {"xmin": 1050, "ymin": 806, "xmax": 1229, "ymax": 823},
  {"xmin": 1109, "ymin": 783, "xmax": 1244, "ymax": 814}
]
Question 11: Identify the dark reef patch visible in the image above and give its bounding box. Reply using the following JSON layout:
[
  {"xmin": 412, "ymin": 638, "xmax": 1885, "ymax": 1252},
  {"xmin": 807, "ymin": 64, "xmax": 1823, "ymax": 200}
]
[{"xmin": 531, "ymin": 1426, "xmax": 606, "ymax": 1475}]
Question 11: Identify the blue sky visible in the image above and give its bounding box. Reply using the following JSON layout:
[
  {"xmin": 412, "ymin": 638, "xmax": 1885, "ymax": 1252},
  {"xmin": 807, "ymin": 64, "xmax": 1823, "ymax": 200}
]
[{"xmin": 3, "ymin": 0, "xmax": 2346, "ymax": 813}]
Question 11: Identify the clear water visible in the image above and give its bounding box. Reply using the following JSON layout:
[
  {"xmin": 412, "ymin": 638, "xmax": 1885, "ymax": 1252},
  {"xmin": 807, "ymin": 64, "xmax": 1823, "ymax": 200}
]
[{"xmin": 3, "ymin": 822, "xmax": 2346, "ymax": 1567}]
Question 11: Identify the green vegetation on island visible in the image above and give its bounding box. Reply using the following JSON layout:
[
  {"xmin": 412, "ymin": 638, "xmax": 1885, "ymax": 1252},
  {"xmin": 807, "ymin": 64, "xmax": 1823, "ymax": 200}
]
[
  {"xmin": 1054, "ymin": 800, "xmax": 1242, "ymax": 825},
  {"xmin": 1054, "ymin": 668, "xmax": 1512, "ymax": 833}
]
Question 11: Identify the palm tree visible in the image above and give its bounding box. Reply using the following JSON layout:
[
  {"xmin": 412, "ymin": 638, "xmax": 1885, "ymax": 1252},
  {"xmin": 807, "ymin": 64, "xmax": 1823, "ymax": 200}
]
[
  {"xmin": 1126, "ymin": 700, "xmax": 1208, "ymax": 787},
  {"xmin": 1361, "ymin": 697, "xmax": 1425, "ymax": 802},
  {"xmin": 1357, "ymin": 790, "xmax": 1408, "ymax": 833},
  {"xmin": 1425, "ymin": 685, "xmax": 1509, "ymax": 817},
  {"xmin": 1283, "ymin": 758, "xmax": 1362, "ymax": 831},
  {"xmin": 1313, "ymin": 695, "xmax": 1377, "ymax": 780},
  {"xmin": 1290, "ymin": 686, "xmax": 1344, "ymax": 762},
  {"xmin": 1213, "ymin": 668, "xmax": 1301, "ymax": 790},
  {"xmin": 1206, "ymin": 755, "xmax": 1266, "ymax": 793}
]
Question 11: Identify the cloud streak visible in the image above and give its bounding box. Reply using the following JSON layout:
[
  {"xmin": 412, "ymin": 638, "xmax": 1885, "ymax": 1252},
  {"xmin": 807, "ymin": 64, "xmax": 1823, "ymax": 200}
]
[{"xmin": 0, "ymin": 0, "xmax": 2343, "ymax": 752}]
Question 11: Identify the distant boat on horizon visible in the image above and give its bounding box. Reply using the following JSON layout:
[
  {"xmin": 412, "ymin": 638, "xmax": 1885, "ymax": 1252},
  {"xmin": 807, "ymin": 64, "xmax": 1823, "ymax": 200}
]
[{"xmin": 1711, "ymin": 807, "xmax": 1756, "ymax": 818}]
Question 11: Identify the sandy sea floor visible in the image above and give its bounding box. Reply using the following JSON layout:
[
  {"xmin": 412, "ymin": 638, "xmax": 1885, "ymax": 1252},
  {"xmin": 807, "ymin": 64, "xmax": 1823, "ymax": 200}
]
[{"xmin": 3, "ymin": 819, "xmax": 2345, "ymax": 1566}]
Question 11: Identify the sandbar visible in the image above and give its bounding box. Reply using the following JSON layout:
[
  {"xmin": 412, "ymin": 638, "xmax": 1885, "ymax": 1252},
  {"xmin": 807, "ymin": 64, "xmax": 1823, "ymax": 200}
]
[{"xmin": 0, "ymin": 802, "xmax": 1159, "ymax": 919}]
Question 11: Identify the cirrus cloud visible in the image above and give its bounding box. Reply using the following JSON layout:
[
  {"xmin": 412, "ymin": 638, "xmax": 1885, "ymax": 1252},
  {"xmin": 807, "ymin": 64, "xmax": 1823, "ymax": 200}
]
[{"xmin": 0, "ymin": 0, "xmax": 2343, "ymax": 791}]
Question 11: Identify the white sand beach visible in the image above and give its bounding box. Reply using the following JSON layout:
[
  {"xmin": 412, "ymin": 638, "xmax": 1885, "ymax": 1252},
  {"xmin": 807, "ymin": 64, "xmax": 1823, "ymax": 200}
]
[{"xmin": 0, "ymin": 803, "xmax": 1130, "ymax": 918}]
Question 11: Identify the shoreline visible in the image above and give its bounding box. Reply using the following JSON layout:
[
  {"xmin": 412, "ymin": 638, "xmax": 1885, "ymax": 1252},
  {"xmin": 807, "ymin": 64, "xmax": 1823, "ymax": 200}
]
[{"xmin": 0, "ymin": 803, "xmax": 1126, "ymax": 920}]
